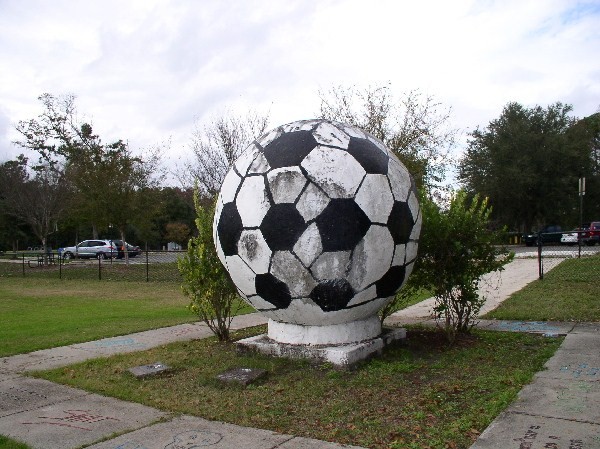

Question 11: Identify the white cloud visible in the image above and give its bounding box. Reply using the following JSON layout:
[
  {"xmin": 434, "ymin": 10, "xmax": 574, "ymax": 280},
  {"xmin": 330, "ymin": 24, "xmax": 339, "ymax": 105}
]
[{"xmin": 0, "ymin": 0, "xmax": 598, "ymax": 171}]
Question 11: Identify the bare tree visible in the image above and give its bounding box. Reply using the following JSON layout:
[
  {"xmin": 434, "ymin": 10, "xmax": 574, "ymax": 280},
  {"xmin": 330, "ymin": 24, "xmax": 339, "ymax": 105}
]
[
  {"xmin": 180, "ymin": 110, "xmax": 270, "ymax": 196},
  {"xmin": 319, "ymin": 84, "xmax": 458, "ymax": 191}
]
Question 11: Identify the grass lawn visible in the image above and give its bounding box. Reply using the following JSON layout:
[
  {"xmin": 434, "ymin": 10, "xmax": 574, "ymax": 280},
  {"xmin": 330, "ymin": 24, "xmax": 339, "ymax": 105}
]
[
  {"xmin": 0, "ymin": 436, "xmax": 30, "ymax": 449},
  {"xmin": 34, "ymin": 325, "xmax": 562, "ymax": 449},
  {"xmin": 0, "ymin": 277, "xmax": 251, "ymax": 357},
  {"xmin": 483, "ymin": 255, "xmax": 600, "ymax": 322}
]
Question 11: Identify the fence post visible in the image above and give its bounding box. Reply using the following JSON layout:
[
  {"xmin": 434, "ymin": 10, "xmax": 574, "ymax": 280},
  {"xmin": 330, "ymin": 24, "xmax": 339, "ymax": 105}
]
[
  {"xmin": 145, "ymin": 242, "xmax": 149, "ymax": 282},
  {"xmin": 537, "ymin": 231, "xmax": 543, "ymax": 280},
  {"xmin": 98, "ymin": 256, "xmax": 102, "ymax": 281}
]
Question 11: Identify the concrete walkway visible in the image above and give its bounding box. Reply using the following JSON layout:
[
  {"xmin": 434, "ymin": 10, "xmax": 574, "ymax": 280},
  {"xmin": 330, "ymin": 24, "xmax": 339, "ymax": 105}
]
[{"xmin": 1, "ymin": 257, "xmax": 598, "ymax": 448}]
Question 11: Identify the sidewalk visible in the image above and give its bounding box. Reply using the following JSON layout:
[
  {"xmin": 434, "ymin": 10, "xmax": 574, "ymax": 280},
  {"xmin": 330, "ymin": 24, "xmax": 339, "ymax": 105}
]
[
  {"xmin": 0, "ymin": 313, "xmax": 364, "ymax": 449},
  {"xmin": 1, "ymin": 258, "xmax": 598, "ymax": 448}
]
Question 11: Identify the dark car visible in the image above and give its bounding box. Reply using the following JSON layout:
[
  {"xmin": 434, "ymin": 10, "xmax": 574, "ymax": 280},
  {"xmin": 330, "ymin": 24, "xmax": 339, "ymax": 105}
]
[
  {"xmin": 112, "ymin": 240, "xmax": 143, "ymax": 258},
  {"xmin": 523, "ymin": 225, "xmax": 563, "ymax": 247}
]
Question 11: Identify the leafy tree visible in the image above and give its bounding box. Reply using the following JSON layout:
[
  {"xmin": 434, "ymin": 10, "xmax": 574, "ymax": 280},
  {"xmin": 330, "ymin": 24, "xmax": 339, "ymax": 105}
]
[
  {"xmin": 178, "ymin": 191, "xmax": 240, "ymax": 341},
  {"xmin": 14, "ymin": 94, "xmax": 164, "ymax": 254},
  {"xmin": 410, "ymin": 191, "xmax": 513, "ymax": 343},
  {"xmin": 458, "ymin": 102, "xmax": 588, "ymax": 231},
  {"xmin": 164, "ymin": 222, "xmax": 191, "ymax": 247},
  {"xmin": 181, "ymin": 110, "xmax": 270, "ymax": 195},
  {"xmin": 0, "ymin": 156, "xmax": 70, "ymax": 260},
  {"xmin": 318, "ymin": 84, "xmax": 457, "ymax": 191}
]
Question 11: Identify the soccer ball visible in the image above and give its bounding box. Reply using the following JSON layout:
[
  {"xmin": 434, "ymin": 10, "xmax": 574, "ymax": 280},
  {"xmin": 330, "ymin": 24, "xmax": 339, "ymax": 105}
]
[{"xmin": 213, "ymin": 119, "xmax": 420, "ymax": 328}]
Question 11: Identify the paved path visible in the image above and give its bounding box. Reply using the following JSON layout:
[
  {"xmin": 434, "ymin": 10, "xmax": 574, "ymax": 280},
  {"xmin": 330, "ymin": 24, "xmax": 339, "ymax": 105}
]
[{"xmin": 1, "ymin": 257, "xmax": 598, "ymax": 448}]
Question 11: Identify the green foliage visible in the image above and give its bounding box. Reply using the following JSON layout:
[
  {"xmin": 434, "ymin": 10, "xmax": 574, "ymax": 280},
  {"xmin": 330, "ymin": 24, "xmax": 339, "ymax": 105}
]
[
  {"xmin": 458, "ymin": 102, "xmax": 598, "ymax": 231},
  {"xmin": 178, "ymin": 192, "xmax": 239, "ymax": 341},
  {"xmin": 414, "ymin": 191, "xmax": 514, "ymax": 343}
]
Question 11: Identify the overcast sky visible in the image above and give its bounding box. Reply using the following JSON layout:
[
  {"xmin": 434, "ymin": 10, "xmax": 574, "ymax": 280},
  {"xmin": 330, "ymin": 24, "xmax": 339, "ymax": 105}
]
[{"xmin": 1, "ymin": 0, "xmax": 599, "ymax": 180}]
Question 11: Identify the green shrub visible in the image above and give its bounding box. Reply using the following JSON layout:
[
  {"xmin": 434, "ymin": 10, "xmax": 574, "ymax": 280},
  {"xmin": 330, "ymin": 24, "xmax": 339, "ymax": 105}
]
[{"xmin": 178, "ymin": 192, "xmax": 240, "ymax": 341}]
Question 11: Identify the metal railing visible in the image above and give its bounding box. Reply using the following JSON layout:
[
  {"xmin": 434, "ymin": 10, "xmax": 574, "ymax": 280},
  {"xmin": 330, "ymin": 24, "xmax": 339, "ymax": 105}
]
[
  {"xmin": 535, "ymin": 230, "xmax": 600, "ymax": 280},
  {"xmin": 0, "ymin": 249, "xmax": 186, "ymax": 282}
]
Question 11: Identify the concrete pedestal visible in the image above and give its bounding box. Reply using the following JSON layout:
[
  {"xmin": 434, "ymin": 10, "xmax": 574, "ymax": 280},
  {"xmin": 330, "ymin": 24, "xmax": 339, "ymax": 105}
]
[{"xmin": 237, "ymin": 326, "xmax": 406, "ymax": 369}]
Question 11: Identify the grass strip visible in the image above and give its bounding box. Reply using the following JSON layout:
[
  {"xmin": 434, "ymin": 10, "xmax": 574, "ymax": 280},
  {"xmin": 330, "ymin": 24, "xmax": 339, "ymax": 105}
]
[
  {"xmin": 0, "ymin": 278, "xmax": 251, "ymax": 357},
  {"xmin": 34, "ymin": 326, "xmax": 562, "ymax": 449},
  {"xmin": 484, "ymin": 254, "xmax": 600, "ymax": 322}
]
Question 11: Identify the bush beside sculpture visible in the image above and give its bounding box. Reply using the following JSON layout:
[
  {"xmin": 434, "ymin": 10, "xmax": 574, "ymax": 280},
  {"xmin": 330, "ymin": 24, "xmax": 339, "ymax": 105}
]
[
  {"xmin": 413, "ymin": 191, "xmax": 514, "ymax": 343},
  {"xmin": 178, "ymin": 191, "xmax": 240, "ymax": 342}
]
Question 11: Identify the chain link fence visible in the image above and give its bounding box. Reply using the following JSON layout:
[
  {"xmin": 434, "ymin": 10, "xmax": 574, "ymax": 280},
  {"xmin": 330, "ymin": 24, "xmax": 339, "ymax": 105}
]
[
  {"xmin": 0, "ymin": 249, "xmax": 186, "ymax": 282},
  {"xmin": 535, "ymin": 230, "xmax": 600, "ymax": 282}
]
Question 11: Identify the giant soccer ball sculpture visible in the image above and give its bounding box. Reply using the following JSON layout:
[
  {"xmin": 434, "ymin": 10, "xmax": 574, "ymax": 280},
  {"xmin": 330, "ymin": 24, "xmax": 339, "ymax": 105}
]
[{"xmin": 214, "ymin": 119, "xmax": 420, "ymax": 351}]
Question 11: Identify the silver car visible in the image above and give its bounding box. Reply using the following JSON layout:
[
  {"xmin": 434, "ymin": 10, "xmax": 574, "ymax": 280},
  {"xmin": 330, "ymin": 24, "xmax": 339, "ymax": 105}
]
[{"xmin": 61, "ymin": 239, "xmax": 117, "ymax": 260}]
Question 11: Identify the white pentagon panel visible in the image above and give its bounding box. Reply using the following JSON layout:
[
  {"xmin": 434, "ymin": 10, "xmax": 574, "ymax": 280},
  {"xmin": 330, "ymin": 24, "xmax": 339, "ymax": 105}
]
[
  {"xmin": 256, "ymin": 128, "xmax": 282, "ymax": 148},
  {"xmin": 281, "ymin": 119, "xmax": 321, "ymax": 133},
  {"xmin": 311, "ymin": 251, "xmax": 350, "ymax": 280},
  {"xmin": 348, "ymin": 225, "xmax": 394, "ymax": 291},
  {"xmin": 387, "ymin": 158, "xmax": 411, "ymax": 201},
  {"xmin": 213, "ymin": 197, "xmax": 224, "ymax": 253},
  {"xmin": 247, "ymin": 152, "xmax": 271, "ymax": 174},
  {"xmin": 293, "ymin": 223, "xmax": 322, "ymax": 267},
  {"xmin": 347, "ymin": 285, "xmax": 377, "ymax": 307},
  {"xmin": 246, "ymin": 295, "xmax": 278, "ymax": 311},
  {"xmin": 220, "ymin": 170, "xmax": 241, "ymax": 204},
  {"xmin": 234, "ymin": 145, "xmax": 259, "ymax": 177},
  {"xmin": 354, "ymin": 174, "xmax": 394, "ymax": 223},
  {"xmin": 225, "ymin": 255, "xmax": 256, "ymax": 297},
  {"xmin": 342, "ymin": 125, "xmax": 366, "ymax": 139},
  {"xmin": 235, "ymin": 176, "xmax": 271, "ymax": 227},
  {"xmin": 406, "ymin": 241, "xmax": 418, "ymax": 263},
  {"xmin": 265, "ymin": 297, "xmax": 325, "ymax": 325},
  {"xmin": 392, "ymin": 244, "xmax": 406, "ymax": 267},
  {"xmin": 267, "ymin": 167, "xmax": 308, "ymax": 204},
  {"xmin": 408, "ymin": 190, "xmax": 419, "ymax": 220},
  {"xmin": 301, "ymin": 146, "xmax": 366, "ymax": 199},
  {"xmin": 295, "ymin": 182, "xmax": 330, "ymax": 222},
  {"xmin": 237, "ymin": 230, "xmax": 271, "ymax": 274},
  {"xmin": 270, "ymin": 251, "xmax": 317, "ymax": 298},
  {"xmin": 313, "ymin": 121, "xmax": 350, "ymax": 148},
  {"xmin": 411, "ymin": 211, "xmax": 422, "ymax": 240}
]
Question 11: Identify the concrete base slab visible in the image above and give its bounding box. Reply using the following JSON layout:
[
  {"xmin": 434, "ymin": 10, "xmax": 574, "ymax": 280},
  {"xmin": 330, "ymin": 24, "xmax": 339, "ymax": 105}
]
[
  {"xmin": 470, "ymin": 412, "xmax": 600, "ymax": 448},
  {"xmin": 508, "ymin": 376, "xmax": 600, "ymax": 424},
  {"xmin": 0, "ymin": 392, "xmax": 167, "ymax": 449},
  {"xmin": 86, "ymin": 414, "xmax": 292, "ymax": 449},
  {"xmin": 237, "ymin": 328, "xmax": 406, "ymax": 368},
  {"xmin": 0, "ymin": 377, "xmax": 88, "ymax": 418}
]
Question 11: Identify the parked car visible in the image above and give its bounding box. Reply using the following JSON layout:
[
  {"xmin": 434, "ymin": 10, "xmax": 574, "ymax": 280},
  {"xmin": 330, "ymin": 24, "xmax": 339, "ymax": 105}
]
[
  {"xmin": 560, "ymin": 229, "xmax": 579, "ymax": 245},
  {"xmin": 580, "ymin": 221, "xmax": 600, "ymax": 246},
  {"xmin": 61, "ymin": 240, "xmax": 117, "ymax": 260},
  {"xmin": 112, "ymin": 240, "xmax": 143, "ymax": 258},
  {"xmin": 522, "ymin": 225, "xmax": 563, "ymax": 247}
]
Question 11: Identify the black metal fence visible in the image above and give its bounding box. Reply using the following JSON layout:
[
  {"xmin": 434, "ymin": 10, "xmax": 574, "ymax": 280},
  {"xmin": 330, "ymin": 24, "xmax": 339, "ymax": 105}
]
[
  {"xmin": 0, "ymin": 249, "xmax": 185, "ymax": 282},
  {"xmin": 535, "ymin": 230, "xmax": 600, "ymax": 281}
]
